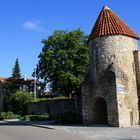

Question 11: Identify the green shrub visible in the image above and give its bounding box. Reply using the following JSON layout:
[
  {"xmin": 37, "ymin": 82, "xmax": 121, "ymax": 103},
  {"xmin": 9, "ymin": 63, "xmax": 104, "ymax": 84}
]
[
  {"xmin": 29, "ymin": 115, "xmax": 38, "ymax": 121},
  {"xmin": 22, "ymin": 114, "xmax": 50, "ymax": 121},
  {"xmin": 36, "ymin": 114, "xmax": 50, "ymax": 121},
  {"xmin": 0, "ymin": 112, "xmax": 20, "ymax": 120},
  {"xmin": 0, "ymin": 112, "xmax": 6, "ymax": 120},
  {"xmin": 23, "ymin": 115, "xmax": 30, "ymax": 121},
  {"xmin": 12, "ymin": 91, "xmax": 33, "ymax": 115},
  {"xmin": 0, "ymin": 112, "xmax": 7, "ymax": 117}
]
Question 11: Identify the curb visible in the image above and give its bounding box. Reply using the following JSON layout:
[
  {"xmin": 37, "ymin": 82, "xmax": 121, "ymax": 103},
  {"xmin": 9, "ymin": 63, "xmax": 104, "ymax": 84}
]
[{"xmin": 4, "ymin": 120, "xmax": 55, "ymax": 130}]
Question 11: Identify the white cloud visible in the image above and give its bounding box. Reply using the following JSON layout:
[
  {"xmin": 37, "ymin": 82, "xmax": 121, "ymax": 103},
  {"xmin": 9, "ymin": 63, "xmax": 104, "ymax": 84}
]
[{"xmin": 22, "ymin": 20, "xmax": 45, "ymax": 31}]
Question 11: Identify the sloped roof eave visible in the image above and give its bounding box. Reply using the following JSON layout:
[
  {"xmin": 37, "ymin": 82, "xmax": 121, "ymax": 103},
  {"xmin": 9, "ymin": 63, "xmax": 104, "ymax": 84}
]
[{"xmin": 89, "ymin": 33, "xmax": 139, "ymax": 42}]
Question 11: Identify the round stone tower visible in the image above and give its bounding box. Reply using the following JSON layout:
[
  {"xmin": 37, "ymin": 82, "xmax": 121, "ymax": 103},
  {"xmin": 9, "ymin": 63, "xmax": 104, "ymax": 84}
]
[{"xmin": 82, "ymin": 6, "xmax": 139, "ymax": 127}]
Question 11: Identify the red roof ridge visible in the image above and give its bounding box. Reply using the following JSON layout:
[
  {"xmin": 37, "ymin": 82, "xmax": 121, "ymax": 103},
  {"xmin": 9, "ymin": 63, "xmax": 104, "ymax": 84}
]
[{"xmin": 89, "ymin": 6, "xmax": 139, "ymax": 41}]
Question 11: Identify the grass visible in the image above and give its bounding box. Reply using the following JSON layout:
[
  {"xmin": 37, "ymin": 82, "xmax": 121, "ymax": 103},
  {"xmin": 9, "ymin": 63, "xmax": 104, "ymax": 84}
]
[{"xmin": 31, "ymin": 96, "xmax": 69, "ymax": 102}]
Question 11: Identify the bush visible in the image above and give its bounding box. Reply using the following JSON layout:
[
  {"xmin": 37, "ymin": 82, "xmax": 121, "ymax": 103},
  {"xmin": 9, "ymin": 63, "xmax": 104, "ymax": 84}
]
[
  {"xmin": 29, "ymin": 115, "xmax": 38, "ymax": 121},
  {"xmin": 0, "ymin": 112, "xmax": 20, "ymax": 120},
  {"xmin": 22, "ymin": 114, "xmax": 50, "ymax": 121},
  {"xmin": 12, "ymin": 91, "xmax": 33, "ymax": 115},
  {"xmin": 0, "ymin": 112, "xmax": 6, "ymax": 120},
  {"xmin": 37, "ymin": 114, "xmax": 50, "ymax": 121},
  {"xmin": 56, "ymin": 112, "xmax": 82, "ymax": 124}
]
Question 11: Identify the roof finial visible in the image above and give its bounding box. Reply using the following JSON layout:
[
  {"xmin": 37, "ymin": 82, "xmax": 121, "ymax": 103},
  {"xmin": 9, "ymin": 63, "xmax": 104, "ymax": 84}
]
[{"xmin": 103, "ymin": 5, "xmax": 110, "ymax": 10}]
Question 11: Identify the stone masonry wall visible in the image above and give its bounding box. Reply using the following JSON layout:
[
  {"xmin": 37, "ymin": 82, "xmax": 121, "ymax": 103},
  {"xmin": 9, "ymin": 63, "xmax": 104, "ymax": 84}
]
[
  {"xmin": 27, "ymin": 99, "xmax": 76, "ymax": 118},
  {"xmin": 134, "ymin": 50, "xmax": 140, "ymax": 117}
]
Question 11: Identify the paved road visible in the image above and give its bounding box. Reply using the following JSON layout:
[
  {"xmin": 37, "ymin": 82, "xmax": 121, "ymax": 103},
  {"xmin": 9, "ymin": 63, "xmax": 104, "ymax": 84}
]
[
  {"xmin": 1, "ymin": 121, "xmax": 140, "ymax": 140},
  {"xmin": 0, "ymin": 121, "xmax": 91, "ymax": 140},
  {"xmin": 49, "ymin": 125, "xmax": 140, "ymax": 140}
]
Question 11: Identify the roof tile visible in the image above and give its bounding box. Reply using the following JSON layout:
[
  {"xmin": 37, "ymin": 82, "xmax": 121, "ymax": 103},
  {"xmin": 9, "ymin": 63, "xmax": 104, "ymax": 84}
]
[{"xmin": 89, "ymin": 6, "xmax": 139, "ymax": 41}]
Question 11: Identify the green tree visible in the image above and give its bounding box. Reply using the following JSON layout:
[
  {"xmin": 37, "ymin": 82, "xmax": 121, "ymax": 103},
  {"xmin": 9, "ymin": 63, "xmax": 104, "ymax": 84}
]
[
  {"xmin": 12, "ymin": 58, "xmax": 21, "ymax": 78},
  {"xmin": 1, "ymin": 81, "xmax": 19, "ymax": 112},
  {"xmin": 36, "ymin": 29, "xmax": 89, "ymax": 96},
  {"xmin": 12, "ymin": 91, "xmax": 33, "ymax": 114}
]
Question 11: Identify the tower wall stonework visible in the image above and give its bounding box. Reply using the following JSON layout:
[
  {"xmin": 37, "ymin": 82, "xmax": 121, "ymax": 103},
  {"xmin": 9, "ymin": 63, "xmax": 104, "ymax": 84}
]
[
  {"xmin": 82, "ymin": 35, "xmax": 139, "ymax": 127},
  {"xmin": 134, "ymin": 50, "xmax": 140, "ymax": 118}
]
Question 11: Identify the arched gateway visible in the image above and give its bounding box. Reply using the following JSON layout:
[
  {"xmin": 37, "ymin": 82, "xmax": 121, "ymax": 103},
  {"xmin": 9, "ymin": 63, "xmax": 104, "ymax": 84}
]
[{"xmin": 93, "ymin": 97, "xmax": 108, "ymax": 124}]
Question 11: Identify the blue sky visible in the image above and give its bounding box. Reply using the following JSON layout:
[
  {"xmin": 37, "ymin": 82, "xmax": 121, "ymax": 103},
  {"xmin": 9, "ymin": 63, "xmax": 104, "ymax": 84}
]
[{"xmin": 0, "ymin": 0, "xmax": 140, "ymax": 78}]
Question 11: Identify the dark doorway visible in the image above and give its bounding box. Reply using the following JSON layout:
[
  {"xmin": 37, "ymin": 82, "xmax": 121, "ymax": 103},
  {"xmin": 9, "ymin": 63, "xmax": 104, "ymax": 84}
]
[
  {"xmin": 130, "ymin": 111, "xmax": 133, "ymax": 126},
  {"xmin": 93, "ymin": 97, "xmax": 108, "ymax": 124}
]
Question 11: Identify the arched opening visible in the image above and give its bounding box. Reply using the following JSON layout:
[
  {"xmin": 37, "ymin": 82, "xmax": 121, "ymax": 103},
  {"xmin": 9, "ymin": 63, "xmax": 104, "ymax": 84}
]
[{"xmin": 93, "ymin": 97, "xmax": 108, "ymax": 124}]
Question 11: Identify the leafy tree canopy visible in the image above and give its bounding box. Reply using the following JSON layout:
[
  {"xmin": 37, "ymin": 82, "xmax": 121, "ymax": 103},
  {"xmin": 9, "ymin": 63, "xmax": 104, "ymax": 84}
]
[
  {"xmin": 36, "ymin": 29, "xmax": 89, "ymax": 96},
  {"xmin": 12, "ymin": 58, "xmax": 21, "ymax": 78}
]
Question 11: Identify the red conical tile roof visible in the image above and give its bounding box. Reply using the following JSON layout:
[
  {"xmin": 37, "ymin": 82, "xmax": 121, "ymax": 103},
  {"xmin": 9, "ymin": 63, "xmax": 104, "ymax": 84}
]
[{"xmin": 89, "ymin": 6, "xmax": 139, "ymax": 41}]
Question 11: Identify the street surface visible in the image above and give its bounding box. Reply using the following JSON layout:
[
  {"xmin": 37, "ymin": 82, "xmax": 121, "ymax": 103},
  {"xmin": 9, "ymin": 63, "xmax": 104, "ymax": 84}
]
[
  {"xmin": 49, "ymin": 125, "xmax": 140, "ymax": 140},
  {"xmin": 1, "ymin": 121, "xmax": 140, "ymax": 140},
  {"xmin": 0, "ymin": 121, "xmax": 91, "ymax": 140}
]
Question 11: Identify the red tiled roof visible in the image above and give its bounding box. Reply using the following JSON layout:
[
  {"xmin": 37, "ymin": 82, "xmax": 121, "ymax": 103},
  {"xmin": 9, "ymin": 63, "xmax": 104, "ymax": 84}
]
[
  {"xmin": 89, "ymin": 6, "xmax": 139, "ymax": 41},
  {"xmin": 0, "ymin": 77, "xmax": 7, "ymax": 81},
  {"xmin": 0, "ymin": 77, "xmax": 40, "ymax": 85}
]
